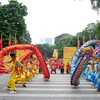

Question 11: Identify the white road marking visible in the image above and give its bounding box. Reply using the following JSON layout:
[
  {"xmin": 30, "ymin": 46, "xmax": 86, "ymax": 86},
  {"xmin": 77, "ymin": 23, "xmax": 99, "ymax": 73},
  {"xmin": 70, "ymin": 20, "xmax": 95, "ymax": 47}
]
[
  {"xmin": 15, "ymin": 84, "xmax": 93, "ymax": 87},
  {"xmin": 16, "ymin": 88, "xmax": 96, "ymax": 91},
  {"xmin": 0, "ymin": 93, "xmax": 100, "ymax": 97},
  {"xmin": 0, "ymin": 81, "xmax": 90, "ymax": 84}
]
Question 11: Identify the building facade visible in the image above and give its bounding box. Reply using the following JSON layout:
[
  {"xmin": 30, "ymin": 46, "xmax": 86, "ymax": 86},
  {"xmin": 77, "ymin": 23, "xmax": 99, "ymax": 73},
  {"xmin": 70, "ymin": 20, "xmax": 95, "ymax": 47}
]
[{"xmin": 39, "ymin": 38, "xmax": 53, "ymax": 45}]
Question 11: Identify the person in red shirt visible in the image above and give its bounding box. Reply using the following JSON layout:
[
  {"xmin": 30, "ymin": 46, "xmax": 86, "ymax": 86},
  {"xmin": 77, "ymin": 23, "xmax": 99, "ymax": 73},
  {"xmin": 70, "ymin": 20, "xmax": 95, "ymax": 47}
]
[
  {"xmin": 59, "ymin": 62, "xmax": 64, "ymax": 74},
  {"xmin": 54, "ymin": 60, "xmax": 58, "ymax": 69},
  {"xmin": 51, "ymin": 60, "xmax": 58, "ymax": 74}
]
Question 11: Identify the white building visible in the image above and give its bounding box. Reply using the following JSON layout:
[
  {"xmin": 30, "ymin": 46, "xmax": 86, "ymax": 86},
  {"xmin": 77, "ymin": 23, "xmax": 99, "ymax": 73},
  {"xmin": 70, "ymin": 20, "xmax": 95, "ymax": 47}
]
[{"xmin": 39, "ymin": 38, "xmax": 54, "ymax": 45}]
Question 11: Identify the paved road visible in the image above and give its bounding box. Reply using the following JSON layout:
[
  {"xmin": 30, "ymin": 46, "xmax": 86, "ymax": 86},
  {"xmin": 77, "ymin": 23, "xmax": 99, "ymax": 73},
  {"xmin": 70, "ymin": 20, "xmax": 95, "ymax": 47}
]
[{"xmin": 0, "ymin": 70, "xmax": 100, "ymax": 100}]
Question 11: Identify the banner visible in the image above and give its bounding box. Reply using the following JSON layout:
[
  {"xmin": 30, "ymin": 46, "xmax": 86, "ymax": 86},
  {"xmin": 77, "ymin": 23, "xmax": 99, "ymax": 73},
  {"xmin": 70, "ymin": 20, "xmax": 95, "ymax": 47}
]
[
  {"xmin": 63, "ymin": 47, "xmax": 77, "ymax": 72},
  {"xmin": 52, "ymin": 49, "xmax": 58, "ymax": 59},
  {"xmin": 77, "ymin": 37, "xmax": 80, "ymax": 49},
  {"xmin": 15, "ymin": 34, "xmax": 18, "ymax": 44}
]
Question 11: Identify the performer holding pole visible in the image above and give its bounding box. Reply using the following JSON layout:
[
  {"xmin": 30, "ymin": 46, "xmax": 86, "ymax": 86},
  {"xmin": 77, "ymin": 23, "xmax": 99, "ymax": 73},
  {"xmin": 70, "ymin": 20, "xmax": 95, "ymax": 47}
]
[{"xmin": 3, "ymin": 52, "xmax": 26, "ymax": 94}]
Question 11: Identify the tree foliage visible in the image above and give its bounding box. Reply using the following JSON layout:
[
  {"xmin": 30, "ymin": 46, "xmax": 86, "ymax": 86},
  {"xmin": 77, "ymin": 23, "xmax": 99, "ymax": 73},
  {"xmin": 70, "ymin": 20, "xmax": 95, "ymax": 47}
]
[
  {"xmin": 90, "ymin": 0, "xmax": 100, "ymax": 12},
  {"xmin": 54, "ymin": 33, "xmax": 65, "ymax": 45},
  {"xmin": 96, "ymin": 21, "xmax": 100, "ymax": 39},
  {"xmin": 0, "ymin": 0, "xmax": 31, "ymax": 47},
  {"xmin": 74, "ymin": 0, "xmax": 100, "ymax": 12},
  {"xmin": 54, "ymin": 33, "xmax": 77, "ymax": 57},
  {"xmin": 36, "ymin": 43, "xmax": 55, "ymax": 60},
  {"xmin": 22, "ymin": 30, "xmax": 32, "ymax": 44}
]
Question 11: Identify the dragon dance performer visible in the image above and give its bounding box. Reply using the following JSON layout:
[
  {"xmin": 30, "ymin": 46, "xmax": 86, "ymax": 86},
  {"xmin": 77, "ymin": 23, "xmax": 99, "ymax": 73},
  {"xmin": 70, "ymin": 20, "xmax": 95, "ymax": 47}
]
[
  {"xmin": 3, "ymin": 52, "xmax": 26, "ymax": 94},
  {"xmin": 30, "ymin": 56, "xmax": 39, "ymax": 75},
  {"xmin": 23, "ymin": 58, "xmax": 34, "ymax": 82},
  {"xmin": 48, "ymin": 58, "xmax": 55, "ymax": 73},
  {"xmin": 93, "ymin": 60, "xmax": 100, "ymax": 92},
  {"xmin": 96, "ymin": 62, "xmax": 100, "ymax": 92}
]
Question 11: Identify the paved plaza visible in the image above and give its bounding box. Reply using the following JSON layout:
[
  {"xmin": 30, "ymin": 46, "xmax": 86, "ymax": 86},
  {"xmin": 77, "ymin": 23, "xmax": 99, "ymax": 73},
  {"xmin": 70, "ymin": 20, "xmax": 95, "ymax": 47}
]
[{"xmin": 0, "ymin": 70, "xmax": 100, "ymax": 100}]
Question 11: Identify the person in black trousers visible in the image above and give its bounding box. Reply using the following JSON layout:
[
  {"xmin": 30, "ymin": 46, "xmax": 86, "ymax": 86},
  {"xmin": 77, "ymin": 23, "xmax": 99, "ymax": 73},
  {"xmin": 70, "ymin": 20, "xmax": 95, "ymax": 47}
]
[{"xmin": 59, "ymin": 62, "xmax": 64, "ymax": 74}]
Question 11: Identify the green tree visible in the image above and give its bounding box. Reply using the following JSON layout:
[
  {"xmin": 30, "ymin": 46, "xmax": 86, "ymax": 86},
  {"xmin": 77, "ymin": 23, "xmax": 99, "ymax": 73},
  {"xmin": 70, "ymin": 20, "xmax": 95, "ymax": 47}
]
[
  {"xmin": 22, "ymin": 30, "xmax": 32, "ymax": 44},
  {"xmin": 55, "ymin": 33, "xmax": 76, "ymax": 57},
  {"xmin": 74, "ymin": 0, "xmax": 100, "ymax": 12},
  {"xmin": 85, "ymin": 23, "xmax": 96, "ymax": 34},
  {"xmin": 90, "ymin": 0, "xmax": 100, "ymax": 12},
  {"xmin": 36, "ymin": 43, "xmax": 55, "ymax": 59},
  {"xmin": 0, "ymin": 21, "xmax": 12, "ymax": 46},
  {"xmin": 76, "ymin": 23, "xmax": 97, "ymax": 45},
  {"xmin": 96, "ymin": 21, "xmax": 100, "ymax": 39},
  {"xmin": 0, "ymin": 0, "xmax": 31, "ymax": 47},
  {"xmin": 54, "ymin": 33, "xmax": 67, "ymax": 45}
]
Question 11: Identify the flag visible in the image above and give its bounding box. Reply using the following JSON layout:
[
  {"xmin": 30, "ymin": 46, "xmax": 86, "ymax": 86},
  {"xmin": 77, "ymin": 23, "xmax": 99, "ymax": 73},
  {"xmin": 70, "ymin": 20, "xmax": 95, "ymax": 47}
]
[
  {"xmin": 82, "ymin": 35, "xmax": 85, "ymax": 44},
  {"xmin": 8, "ymin": 34, "xmax": 12, "ymax": 46},
  {"xmin": 0, "ymin": 34, "xmax": 2, "ymax": 50},
  {"xmin": 52, "ymin": 49, "xmax": 58, "ymax": 59},
  {"xmin": 15, "ymin": 34, "xmax": 18, "ymax": 44},
  {"xmin": 77, "ymin": 37, "xmax": 80, "ymax": 49}
]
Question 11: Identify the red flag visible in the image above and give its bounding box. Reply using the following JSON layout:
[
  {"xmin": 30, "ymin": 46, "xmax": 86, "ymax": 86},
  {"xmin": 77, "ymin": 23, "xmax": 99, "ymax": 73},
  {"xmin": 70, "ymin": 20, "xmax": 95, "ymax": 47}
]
[
  {"xmin": 8, "ymin": 35, "xmax": 12, "ymax": 46},
  {"xmin": 77, "ymin": 37, "xmax": 80, "ymax": 49},
  {"xmin": 15, "ymin": 34, "xmax": 18, "ymax": 44},
  {"xmin": 82, "ymin": 35, "xmax": 85, "ymax": 44},
  {"xmin": 0, "ymin": 34, "xmax": 2, "ymax": 50}
]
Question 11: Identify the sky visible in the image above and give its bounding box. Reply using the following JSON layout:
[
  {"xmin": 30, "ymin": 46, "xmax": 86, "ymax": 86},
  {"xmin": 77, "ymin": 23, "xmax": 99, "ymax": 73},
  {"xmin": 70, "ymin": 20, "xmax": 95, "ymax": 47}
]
[{"xmin": 1, "ymin": 0, "xmax": 100, "ymax": 44}]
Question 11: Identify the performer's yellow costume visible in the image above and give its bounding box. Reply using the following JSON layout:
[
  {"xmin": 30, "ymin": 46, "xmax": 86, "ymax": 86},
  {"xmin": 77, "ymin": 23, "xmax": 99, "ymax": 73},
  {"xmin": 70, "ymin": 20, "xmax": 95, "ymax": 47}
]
[
  {"xmin": 4, "ymin": 53, "xmax": 26, "ymax": 93},
  {"xmin": 23, "ymin": 61, "xmax": 33, "ymax": 81},
  {"xmin": 7, "ymin": 58, "xmax": 20, "ymax": 91},
  {"xmin": 32, "ymin": 59, "xmax": 38, "ymax": 75}
]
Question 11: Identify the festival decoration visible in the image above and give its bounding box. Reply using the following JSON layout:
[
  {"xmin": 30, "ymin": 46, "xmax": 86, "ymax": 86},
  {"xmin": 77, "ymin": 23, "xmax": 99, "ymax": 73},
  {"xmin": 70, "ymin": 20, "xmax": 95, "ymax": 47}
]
[
  {"xmin": 71, "ymin": 40, "xmax": 100, "ymax": 86},
  {"xmin": 0, "ymin": 44, "xmax": 50, "ymax": 79}
]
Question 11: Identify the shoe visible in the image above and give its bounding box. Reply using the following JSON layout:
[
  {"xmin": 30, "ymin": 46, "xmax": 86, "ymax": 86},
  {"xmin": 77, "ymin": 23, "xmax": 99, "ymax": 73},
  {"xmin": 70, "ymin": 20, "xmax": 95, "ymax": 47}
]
[
  {"xmin": 9, "ymin": 90, "xmax": 16, "ymax": 94},
  {"xmin": 23, "ymin": 84, "xmax": 27, "ymax": 87},
  {"xmin": 98, "ymin": 89, "xmax": 100, "ymax": 91},
  {"xmin": 3, "ymin": 86, "xmax": 11, "ymax": 90},
  {"xmin": 96, "ymin": 89, "xmax": 100, "ymax": 92}
]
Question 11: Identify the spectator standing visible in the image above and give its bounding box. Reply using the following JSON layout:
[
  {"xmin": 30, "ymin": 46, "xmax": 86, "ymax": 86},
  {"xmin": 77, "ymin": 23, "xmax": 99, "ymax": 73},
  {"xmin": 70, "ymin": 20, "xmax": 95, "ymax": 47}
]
[{"xmin": 59, "ymin": 62, "xmax": 64, "ymax": 74}]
